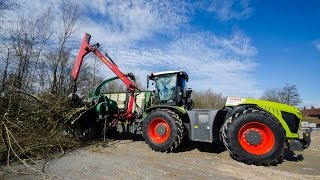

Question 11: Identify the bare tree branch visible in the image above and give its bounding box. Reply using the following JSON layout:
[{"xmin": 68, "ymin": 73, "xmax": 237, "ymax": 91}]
[{"xmin": 261, "ymin": 84, "xmax": 302, "ymax": 106}]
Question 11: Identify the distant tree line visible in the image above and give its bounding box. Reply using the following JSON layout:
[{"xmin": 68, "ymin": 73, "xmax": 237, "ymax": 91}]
[
  {"xmin": 192, "ymin": 89, "xmax": 226, "ymax": 109},
  {"xmin": 191, "ymin": 84, "xmax": 303, "ymax": 109}
]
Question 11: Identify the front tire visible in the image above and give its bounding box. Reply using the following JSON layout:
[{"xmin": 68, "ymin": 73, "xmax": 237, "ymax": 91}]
[
  {"xmin": 222, "ymin": 110, "xmax": 285, "ymax": 165},
  {"xmin": 143, "ymin": 109, "xmax": 183, "ymax": 152}
]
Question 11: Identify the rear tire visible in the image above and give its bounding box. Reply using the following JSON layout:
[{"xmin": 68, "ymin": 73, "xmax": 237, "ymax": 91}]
[
  {"xmin": 143, "ymin": 109, "xmax": 183, "ymax": 152},
  {"xmin": 222, "ymin": 110, "xmax": 285, "ymax": 165}
]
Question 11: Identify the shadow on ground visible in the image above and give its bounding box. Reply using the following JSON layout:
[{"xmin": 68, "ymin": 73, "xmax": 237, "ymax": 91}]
[
  {"xmin": 174, "ymin": 139, "xmax": 226, "ymax": 154},
  {"xmin": 283, "ymin": 150, "xmax": 304, "ymax": 162},
  {"xmin": 94, "ymin": 133, "xmax": 305, "ymax": 165},
  {"xmin": 99, "ymin": 133, "xmax": 227, "ymax": 154}
]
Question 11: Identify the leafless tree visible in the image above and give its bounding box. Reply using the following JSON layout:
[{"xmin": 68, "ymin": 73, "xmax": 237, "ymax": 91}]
[
  {"xmin": 9, "ymin": 16, "xmax": 38, "ymax": 90},
  {"xmin": 279, "ymin": 84, "xmax": 302, "ymax": 106},
  {"xmin": 0, "ymin": 45, "xmax": 11, "ymax": 93},
  {"xmin": 74, "ymin": 56, "xmax": 105, "ymax": 96},
  {"xmin": 0, "ymin": 0, "xmax": 18, "ymax": 18},
  {"xmin": 260, "ymin": 89, "xmax": 279, "ymax": 103},
  {"xmin": 261, "ymin": 84, "xmax": 302, "ymax": 106},
  {"xmin": 47, "ymin": 1, "xmax": 80, "ymax": 96},
  {"xmin": 5, "ymin": 9, "xmax": 52, "ymax": 92}
]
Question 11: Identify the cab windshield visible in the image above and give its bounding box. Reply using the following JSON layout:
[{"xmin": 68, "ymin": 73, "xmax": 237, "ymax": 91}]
[{"xmin": 155, "ymin": 74, "xmax": 177, "ymax": 102}]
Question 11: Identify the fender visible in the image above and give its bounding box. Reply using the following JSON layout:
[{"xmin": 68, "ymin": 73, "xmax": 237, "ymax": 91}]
[
  {"xmin": 146, "ymin": 105, "xmax": 187, "ymax": 115},
  {"xmin": 224, "ymin": 105, "xmax": 262, "ymax": 120},
  {"xmin": 225, "ymin": 104, "xmax": 299, "ymax": 138}
]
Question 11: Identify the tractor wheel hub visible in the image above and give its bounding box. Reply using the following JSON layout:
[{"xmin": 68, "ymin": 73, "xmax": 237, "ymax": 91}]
[
  {"xmin": 245, "ymin": 130, "xmax": 262, "ymax": 145},
  {"xmin": 156, "ymin": 124, "xmax": 167, "ymax": 137}
]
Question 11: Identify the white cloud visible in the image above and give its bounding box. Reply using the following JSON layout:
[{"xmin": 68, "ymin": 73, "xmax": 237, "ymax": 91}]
[
  {"xmin": 98, "ymin": 31, "xmax": 260, "ymax": 97},
  {"xmin": 205, "ymin": 0, "xmax": 253, "ymax": 21},
  {"xmin": 79, "ymin": 0, "xmax": 189, "ymax": 45},
  {"xmin": 313, "ymin": 40, "xmax": 320, "ymax": 52},
  {"xmin": 9, "ymin": 0, "xmax": 261, "ymax": 98},
  {"xmin": 14, "ymin": 0, "xmax": 187, "ymax": 45}
]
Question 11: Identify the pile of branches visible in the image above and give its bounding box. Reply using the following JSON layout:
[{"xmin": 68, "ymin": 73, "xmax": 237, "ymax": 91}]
[{"xmin": 0, "ymin": 89, "xmax": 88, "ymax": 174}]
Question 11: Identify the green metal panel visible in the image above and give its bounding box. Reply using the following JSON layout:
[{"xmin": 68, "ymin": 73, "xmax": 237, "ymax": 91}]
[
  {"xmin": 92, "ymin": 77, "xmax": 119, "ymax": 97},
  {"xmin": 96, "ymin": 96, "xmax": 118, "ymax": 115},
  {"xmin": 225, "ymin": 97, "xmax": 301, "ymax": 138},
  {"xmin": 141, "ymin": 91, "xmax": 152, "ymax": 119}
]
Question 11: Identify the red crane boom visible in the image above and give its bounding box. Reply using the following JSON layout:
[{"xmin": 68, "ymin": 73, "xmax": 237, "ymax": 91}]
[{"xmin": 71, "ymin": 33, "xmax": 137, "ymax": 120}]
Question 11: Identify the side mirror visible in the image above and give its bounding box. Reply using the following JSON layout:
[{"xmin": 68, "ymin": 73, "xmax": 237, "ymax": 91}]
[
  {"xmin": 185, "ymin": 88, "xmax": 193, "ymax": 98},
  {"xmin": 184, "ymin": 88, "xmax": 193, "ymax": 110}
]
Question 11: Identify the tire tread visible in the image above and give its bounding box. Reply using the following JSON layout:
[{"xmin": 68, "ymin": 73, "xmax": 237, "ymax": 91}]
[
  {"xmin": 143, "ymin": 109, "xmax": 183, "ymax": 152},
  {"xmin": 222, "ymin": 110, "xmax": 285, "ymax": 166}
]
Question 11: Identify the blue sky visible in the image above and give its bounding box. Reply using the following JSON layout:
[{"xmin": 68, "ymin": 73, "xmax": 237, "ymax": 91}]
[
  {"xmin": 18, "ymin": 0, "xmax": 320, "ymax": 107},
  {"xmin": 243, "ymin": 1, "xmax": 320, "ymax": 107}
]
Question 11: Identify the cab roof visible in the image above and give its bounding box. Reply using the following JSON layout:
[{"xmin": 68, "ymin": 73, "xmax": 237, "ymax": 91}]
[{"xmin": 149, "ymin": 70, "xmax": 189, "ymax": 81}]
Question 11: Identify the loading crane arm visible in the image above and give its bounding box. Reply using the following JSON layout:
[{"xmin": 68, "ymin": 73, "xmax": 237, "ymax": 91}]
[{"xmin": 70, "ymin": 33, "xmax": 137, "ymax": 120}]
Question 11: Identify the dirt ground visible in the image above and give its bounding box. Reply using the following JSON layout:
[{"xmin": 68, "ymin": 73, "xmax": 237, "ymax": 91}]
[{"xmin": 1, "ymin": 131, "xmax": 320, "ymax": 180}]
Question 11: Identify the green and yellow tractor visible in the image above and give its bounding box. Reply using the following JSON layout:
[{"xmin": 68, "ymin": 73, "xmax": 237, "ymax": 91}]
[{"xmin": 70, "ymin": 33, "xmax": 311, "ymax": 166}]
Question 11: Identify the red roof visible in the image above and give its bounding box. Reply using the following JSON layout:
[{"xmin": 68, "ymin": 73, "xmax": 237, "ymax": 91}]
[{"xmin": 301, "ymin": 107, "xmax": 320, "ymax": 116}]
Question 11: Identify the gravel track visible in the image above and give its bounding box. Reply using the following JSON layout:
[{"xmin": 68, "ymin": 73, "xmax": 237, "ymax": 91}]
[{"xmin": 1, "ymin": 131, "xmax": 320, "ymax": 180}]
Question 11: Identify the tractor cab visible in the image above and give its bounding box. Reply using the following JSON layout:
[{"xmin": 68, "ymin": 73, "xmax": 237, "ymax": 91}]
[{"xmin": 148, "ymin": 71, "xmax": 193, "ymax": 109}]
